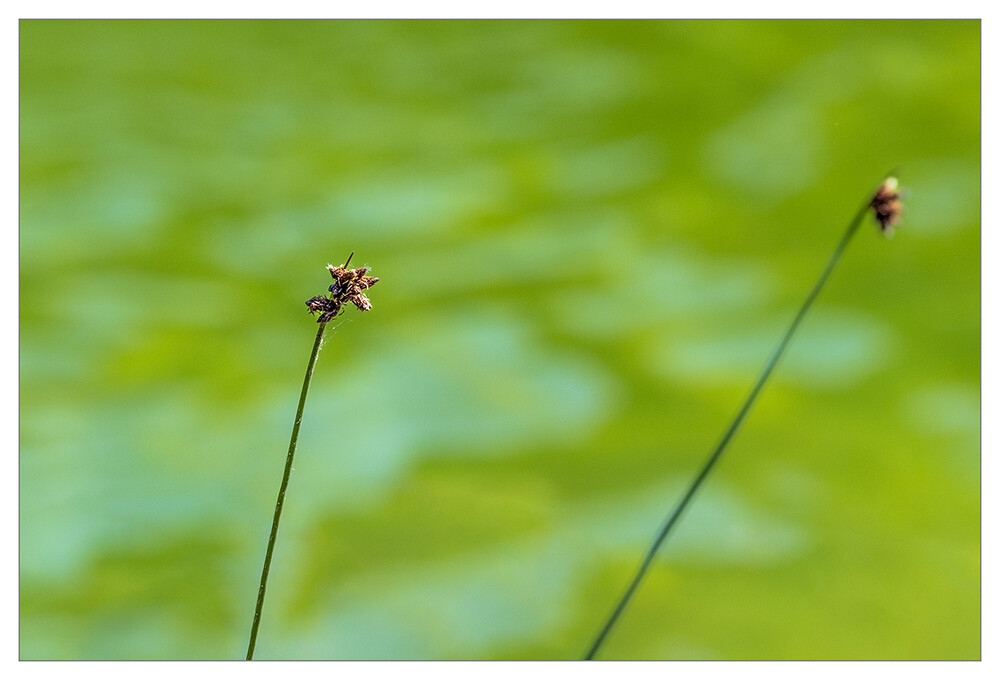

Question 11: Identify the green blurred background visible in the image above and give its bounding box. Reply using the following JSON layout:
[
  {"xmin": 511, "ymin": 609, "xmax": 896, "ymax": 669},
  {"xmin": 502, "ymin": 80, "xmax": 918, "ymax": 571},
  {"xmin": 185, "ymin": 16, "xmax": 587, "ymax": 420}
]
[{"xmin": 19, "ymin": 20, "xmax": 979, "ymax": 660}]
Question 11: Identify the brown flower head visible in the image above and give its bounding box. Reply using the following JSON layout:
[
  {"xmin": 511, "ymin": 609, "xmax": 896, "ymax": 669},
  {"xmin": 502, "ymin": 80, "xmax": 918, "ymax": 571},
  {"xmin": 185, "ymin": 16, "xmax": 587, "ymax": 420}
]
[
  {"xmin": 871, "ymin": 177, "xmax": 903, "ymax": 236},
  {"xmin": 305, "ymin": 295, "xmax": 341, "ymax": 323},
  {"xmin": 304, "ymin": 252, "xmax": 379, "ymax": 323},
  {"xmin": 327, "ymin": 253, "xmax": 379, "ymax": 309}
]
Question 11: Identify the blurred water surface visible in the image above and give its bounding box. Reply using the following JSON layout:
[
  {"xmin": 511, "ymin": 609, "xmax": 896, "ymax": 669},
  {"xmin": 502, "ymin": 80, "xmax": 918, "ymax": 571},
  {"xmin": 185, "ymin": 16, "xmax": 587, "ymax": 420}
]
[{"xmin": 20, "ymin": 20, "xmax": 979, "ymax": 659}]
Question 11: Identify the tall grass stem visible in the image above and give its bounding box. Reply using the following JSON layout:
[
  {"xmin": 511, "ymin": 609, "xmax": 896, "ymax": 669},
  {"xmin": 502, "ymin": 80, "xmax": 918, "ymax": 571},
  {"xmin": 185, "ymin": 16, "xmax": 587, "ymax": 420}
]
[
  {"xmin": 583, "ymin": 177, "xmax": 889, "ymax": 660},
  {"xmin": 246, "ymin": 321, "xmax": 328, "ymax": 660}
]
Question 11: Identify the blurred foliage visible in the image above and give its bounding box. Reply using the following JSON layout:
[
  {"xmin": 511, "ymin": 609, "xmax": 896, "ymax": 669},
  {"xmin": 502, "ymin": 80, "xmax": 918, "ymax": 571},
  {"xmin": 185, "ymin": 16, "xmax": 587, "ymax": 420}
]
[{"xmin": 20, "ymin": 19, "xmax": 979, "ymax": 659}]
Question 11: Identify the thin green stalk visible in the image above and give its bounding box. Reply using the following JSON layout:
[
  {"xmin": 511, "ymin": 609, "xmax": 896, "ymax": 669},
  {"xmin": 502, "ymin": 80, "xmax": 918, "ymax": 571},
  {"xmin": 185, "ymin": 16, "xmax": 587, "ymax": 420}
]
[
  {"xmin": 247, "ymin": 321, "xmax": 327, "ymax": 660},
  {"xmin": 584, "ymin": 175, "xmax": 894, "ymax": 660}
]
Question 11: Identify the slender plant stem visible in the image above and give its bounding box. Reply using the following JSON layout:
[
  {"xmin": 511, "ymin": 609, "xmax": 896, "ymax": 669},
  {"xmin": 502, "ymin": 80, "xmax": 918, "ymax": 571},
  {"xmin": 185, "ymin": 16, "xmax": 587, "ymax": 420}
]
[
  {"xmin": 584, "ymin": 180, "xmax": 886, "ymax": 660},
  {"xmin": 247, "ymin": 321, "xmax": 328, "ymax": 660}
]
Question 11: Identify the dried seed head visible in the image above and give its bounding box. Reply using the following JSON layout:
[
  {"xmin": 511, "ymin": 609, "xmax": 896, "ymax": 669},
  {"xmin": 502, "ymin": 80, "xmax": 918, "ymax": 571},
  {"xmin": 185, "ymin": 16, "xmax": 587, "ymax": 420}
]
[
  {"xmin": 307, "ymin": 254, "xmax": 379, "ymax": 323},
  {"xmin": 326, "ymin": 256, "xmax": 379, "ymax": 313},
  {"xmin": 305, "ymin": 295, "xmax": 340, "ymax": 320},
  {"xmin": 871, "ymin": 177, "xmax": 903, "ymax": 236}
]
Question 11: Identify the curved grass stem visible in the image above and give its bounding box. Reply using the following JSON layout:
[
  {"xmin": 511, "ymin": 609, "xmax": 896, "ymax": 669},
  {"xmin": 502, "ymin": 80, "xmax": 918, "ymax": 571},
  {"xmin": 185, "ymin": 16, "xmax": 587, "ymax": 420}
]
[
  {"xmin": 584, "ymin": 174, "xmax": 894, "ymax": 660},
  {"xmin": 246, "ymin": 321, "xmax": 328, "ymax": 660}
]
